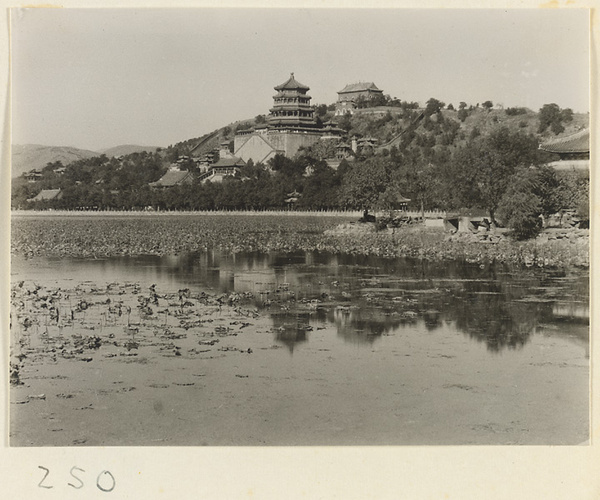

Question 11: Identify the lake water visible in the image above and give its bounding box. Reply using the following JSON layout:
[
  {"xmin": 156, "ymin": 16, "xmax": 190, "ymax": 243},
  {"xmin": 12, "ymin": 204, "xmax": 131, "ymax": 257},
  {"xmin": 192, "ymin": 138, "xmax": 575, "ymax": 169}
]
[{"xmin": 10, "ymin": 250, "xmax": 589, "ymax": 445}]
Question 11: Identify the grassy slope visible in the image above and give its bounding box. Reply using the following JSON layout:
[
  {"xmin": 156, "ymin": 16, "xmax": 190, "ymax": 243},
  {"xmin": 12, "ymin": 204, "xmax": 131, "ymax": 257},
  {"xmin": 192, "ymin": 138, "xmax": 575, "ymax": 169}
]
[{"xmin": 345, "ymin": 106, "xmax": 588, "ymax": 150}]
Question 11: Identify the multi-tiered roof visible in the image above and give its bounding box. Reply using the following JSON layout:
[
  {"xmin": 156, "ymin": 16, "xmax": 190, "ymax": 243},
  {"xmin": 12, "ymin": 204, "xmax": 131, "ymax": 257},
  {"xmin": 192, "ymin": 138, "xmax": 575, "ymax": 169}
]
[{"xmin": 268, "ymin": 73, "xmax": 318, "ymax": 130}]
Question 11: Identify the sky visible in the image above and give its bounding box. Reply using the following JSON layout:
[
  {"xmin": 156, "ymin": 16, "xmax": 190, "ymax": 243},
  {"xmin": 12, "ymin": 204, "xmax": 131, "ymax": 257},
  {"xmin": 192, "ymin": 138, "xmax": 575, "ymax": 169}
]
[{"xmin": 10, "ymin": 8, "xmax": 590, "ymax": 152}]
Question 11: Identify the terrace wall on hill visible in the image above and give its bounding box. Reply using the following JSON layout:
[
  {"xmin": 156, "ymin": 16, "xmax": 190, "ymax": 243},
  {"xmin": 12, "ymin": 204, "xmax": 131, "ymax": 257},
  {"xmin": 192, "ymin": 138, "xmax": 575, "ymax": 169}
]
[{"xmin": 234, "ymin": 130, "xmax": 322, "ymax": 164}]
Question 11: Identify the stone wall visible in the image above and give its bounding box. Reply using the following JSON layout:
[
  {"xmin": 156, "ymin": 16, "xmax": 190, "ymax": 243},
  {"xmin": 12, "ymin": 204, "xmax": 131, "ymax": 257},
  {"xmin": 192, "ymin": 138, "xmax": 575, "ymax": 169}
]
[
  {"xmin": 234, "ymin": 130, "xmax": 322, "ymax": 163},
  {"xmin": 266, "ymin": 130, "xmax": 322, "ymax": 157},
  {"xmin": 234, "ymin": 134, "xmax": 279, "ymax": 164}
]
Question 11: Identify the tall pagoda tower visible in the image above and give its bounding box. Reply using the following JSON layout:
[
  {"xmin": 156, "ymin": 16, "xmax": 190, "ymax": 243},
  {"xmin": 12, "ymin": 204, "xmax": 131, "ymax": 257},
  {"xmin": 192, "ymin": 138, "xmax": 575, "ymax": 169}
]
[
  {"xmin": 268, "ymin": 73, "xmax": 318, "ymax": 130},
  {"xmin": 234, "ymin": 73, "xmax": 329, "ymax": 163}
]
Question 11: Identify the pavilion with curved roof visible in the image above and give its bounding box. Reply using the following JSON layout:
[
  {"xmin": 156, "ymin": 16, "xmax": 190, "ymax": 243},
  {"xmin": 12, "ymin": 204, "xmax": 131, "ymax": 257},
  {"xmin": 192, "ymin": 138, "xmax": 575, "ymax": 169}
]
[{"xmin": 539, "ymin": 128, "xmax": 589, "ymax": 171}]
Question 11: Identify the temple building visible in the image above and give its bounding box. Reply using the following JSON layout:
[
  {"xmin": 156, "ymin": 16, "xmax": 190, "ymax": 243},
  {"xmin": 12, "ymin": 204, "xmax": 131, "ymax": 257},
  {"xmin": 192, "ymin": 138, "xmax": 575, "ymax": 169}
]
[
  {"xmin": 27, "ymin": 188, "xmax": 63, "ymax": 202},
  {"xmin": 268, "ymin": 73, "xmax": 319, "ymax": 130},
  {"xmin": 335, "ymin": 82, "xmax": 384, "ymax": 116},
  {"xmin": 539, "ymin": 128, "xmax": 589, "ymax": 171},
  {"xmin": 149, "ymin": 165, "xmax": 194, "ymax": 188},
  {"xmin": 23, "ymin": 169, "xmax": 43, "ymax": 183},
  {"xmin": 234, "ymin": 74, "xmax": 338, "ymax": 164},
  {"xmin": 196, "ymin": 141, "xmax": 246, "ymax": 183}
]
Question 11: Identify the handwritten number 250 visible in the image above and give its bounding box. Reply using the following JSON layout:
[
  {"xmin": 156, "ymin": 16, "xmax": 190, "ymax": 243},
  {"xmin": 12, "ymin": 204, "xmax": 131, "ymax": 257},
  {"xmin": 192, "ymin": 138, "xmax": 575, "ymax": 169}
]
[{"xmin": 38, "ymin": 466, "xmax": 116, "ymax": 492}]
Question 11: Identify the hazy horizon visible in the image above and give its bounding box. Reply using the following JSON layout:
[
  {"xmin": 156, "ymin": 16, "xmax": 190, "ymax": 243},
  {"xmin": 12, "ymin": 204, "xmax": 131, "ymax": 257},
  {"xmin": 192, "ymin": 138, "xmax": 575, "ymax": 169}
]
[
  {"xmin": 11, "ymin": 142, "xmax": 163, "ymax": 152},
  {"xmin": 11, "ymin": 8, "xmax": 590, "ymax": 152}
]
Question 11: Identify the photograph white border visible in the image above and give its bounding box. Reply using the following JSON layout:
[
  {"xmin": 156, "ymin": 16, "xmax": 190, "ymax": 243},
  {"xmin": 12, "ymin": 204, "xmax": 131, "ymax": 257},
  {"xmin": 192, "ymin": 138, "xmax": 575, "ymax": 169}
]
[{"xmin": 0, "ymin": 1, "xmax": 597, "ymax": 498}]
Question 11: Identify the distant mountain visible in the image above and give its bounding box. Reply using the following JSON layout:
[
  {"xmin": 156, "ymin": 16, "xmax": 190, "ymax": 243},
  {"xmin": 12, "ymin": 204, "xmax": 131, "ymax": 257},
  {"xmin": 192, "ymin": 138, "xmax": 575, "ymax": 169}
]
[
  {"xmin": 10, "ymin": 143, "xmax": 163, "ymax": 178},
  {"xmin": 100, "ymin": 145, "xmax": 162, "ymax": 157},
  {"xmin": 11, "ymin": 144, "xmax": 100, "ymax": 178}
]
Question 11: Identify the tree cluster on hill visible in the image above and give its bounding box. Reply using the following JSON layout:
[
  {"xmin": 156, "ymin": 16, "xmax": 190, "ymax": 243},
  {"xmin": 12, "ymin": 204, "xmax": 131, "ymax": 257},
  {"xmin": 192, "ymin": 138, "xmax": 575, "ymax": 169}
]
[
  {"xmin": 12, "ymin": 151, "xmax": 165, "ymax": 210},
  {"xmin": 537, "ymin": 103, "xmax": 574, "ymax": 135},
  {"xmin": 353, "ymin": 94, "xmax": 419, "ymax": 110}
]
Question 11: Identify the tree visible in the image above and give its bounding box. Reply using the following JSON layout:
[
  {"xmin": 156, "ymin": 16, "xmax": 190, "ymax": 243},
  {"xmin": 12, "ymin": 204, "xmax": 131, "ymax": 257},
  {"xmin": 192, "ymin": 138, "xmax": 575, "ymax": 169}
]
[
  {"xmin": 535, "ymin": 166, "xmax": 562, "ymax": 217},
  {"xmin": 401, "ymin": 101, "xmax": 419, "ymax": 110},
  {"xmin": 505, "ymin": 107, "xmax": 527, "ymax": 116},
  {"xmin": 482, "ymin": 100, "xmax": 494, "ymax": 111},
  {"xmin": 457, "ymin": 102, "xmax": 469, "ymax": 122},
  {"xmin": 11, "ymin": 180, "xmax": 37, "ymax": 209},
  {"xmin": 400, "ymin": 159, "xmax": 438, "ymax": 219},
  {"xmin": 338, "ymin": 158, "xmax": 392, "ymax": 213},
  {"xmin": 538, "ymin": 103, "xmax": 566, "ymax": 134},
  {"xmin": 239, "ymin": 159, "xmax": 269, "ymax": 181},
  {"xmin": 370, "ymin": 93, "xmax": 388, "ymax": 107},
  {"xmin": 234, "ymin": 122, "xmax": 252, "ymax": 133},
  {"xmin": 550, "ymin": 120, "xmax": 565, "ymax": 135},
  {"xmin": 452, "ymin": 147, "xmax": 506, "ymax": 223},
  {"xmin": 555, "ymin": 170, "xmax": 589, "ymax": 221},
  {"xmin": 577, "ymin": 190, "xmax": 589, "ymax": 222},
  {"xmin": 337, "ymin": 159, "xmax": 351, "ymax": 177},
  {"xmin": 485, "ymin": 126, "xmax": 543, "ymax": 168},
  {"xmin": 269, "ymin": 154, "xmax": 305, "ymax": 193},
  {"xmin": 560, "ymin": 108, "xmax": 574, "ymax": 123},
  {"xmin": 314, "ymin": 104, "xmax": 328, "ymax": 117},
  {"xmin": 338, "ymin": 114, "xmax": 353, "ymax": 133},
  {"xmin": 497, "ymin": 168, "xmax": 543, "ymax": 239},
  {"xmin": 449, "ymin": 127, "xmax": 544, "ymax": 224},
  {"xmin": 297, "ymin": 161, "xmax": 341, "ymax": 210},
  {"xmin": 425, "ymin": 98, "xmax": 445, "ymax": 117},
  {"xmin": 355, "ymin": 95, "xmax": 368, "ymax": 109}
]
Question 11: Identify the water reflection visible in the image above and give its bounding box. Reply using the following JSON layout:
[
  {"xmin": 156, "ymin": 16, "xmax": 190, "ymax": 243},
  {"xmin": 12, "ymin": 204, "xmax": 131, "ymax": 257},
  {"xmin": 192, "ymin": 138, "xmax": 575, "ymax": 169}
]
[
  {"xmin": 329, "ymin": 306, "xmax": 399, "ymax": 344},
  {"xmin": 270, "ymin": 312, "xmax": 310, "ymax": 354},
  {"xmin": 21, "ymin": 250, "xmax": 588, "ymax": 354}
]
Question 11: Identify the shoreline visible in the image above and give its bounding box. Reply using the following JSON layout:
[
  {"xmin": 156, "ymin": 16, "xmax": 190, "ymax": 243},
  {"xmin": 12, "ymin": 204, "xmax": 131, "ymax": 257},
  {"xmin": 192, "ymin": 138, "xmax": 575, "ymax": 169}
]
[
  {"xmin": 10, "ymin": 212, "xmax": 589, "ymax": 269},
  {"xmin": 10, "ymin": 209, "xmax": 365, "ymax": 218}
]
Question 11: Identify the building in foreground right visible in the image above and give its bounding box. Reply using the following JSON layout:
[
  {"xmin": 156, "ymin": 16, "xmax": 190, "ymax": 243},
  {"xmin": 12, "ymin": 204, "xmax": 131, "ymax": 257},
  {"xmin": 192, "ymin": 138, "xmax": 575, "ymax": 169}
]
[{"xmin": 539, "ymin": 128, "xmax": 589, "ymax": 171}]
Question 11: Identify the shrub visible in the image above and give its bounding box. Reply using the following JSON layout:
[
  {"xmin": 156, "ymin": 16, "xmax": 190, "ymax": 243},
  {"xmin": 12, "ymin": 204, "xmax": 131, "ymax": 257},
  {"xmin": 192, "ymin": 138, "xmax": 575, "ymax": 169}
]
[
  {"xmin": 497, "ymin": 171, "xmax": 543, "ymax": 240},
  {"xmin": 505, "ymin": 107, "xmax": 527, "ymax": 116},
  {"xmin": 576, "ymin": 190, "xmax": 589, "ymax": 221},
  {"xmin": 498, "ymin": 191, "xmax": 542, "ymax": 240}
]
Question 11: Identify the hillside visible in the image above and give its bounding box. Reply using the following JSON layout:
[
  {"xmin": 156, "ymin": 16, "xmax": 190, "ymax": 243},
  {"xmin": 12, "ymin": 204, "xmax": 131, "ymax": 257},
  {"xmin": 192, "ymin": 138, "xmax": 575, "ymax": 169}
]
[
  {"xmin": 11, "ymin": 144, "xmax": 99, "ymax": 178},
  {"xmin": 340, "ymin": 105, "xmax": 588, "ymax": 153},
  {"xmin": 166, "ymin": 118, "xmax": 262, "ymax": 159},
  {"xmin": 100, "ymin": 145, "xmax": 162, "ymax": 157},
  {"xmin": 169, "ymin": 103, "xmax": 588, "ymax": 161},
  {"xmin": 12, "ymin": 100, "xmax": 589, "ymax": 229}
]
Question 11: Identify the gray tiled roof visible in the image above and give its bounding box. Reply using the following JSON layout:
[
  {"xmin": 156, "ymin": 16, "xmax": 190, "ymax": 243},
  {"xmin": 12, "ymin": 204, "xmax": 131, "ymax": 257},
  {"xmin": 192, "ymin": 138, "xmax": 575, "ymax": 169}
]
[
  {"xmin": 28, "ymin": 189, "xmax": 62, "ymax": 201},
  {"xmin": 274, "ymin": 73, "xmax": 310, "ymax": 91},
  {"xmin": 149, "ymin": 170, "xmax": 193, "ymax": 187},
  {"xmin": 338, "ymin": 82, "xmax": 382, "ymax": 94},
  {"xmin": 212, "ymin": 156, "xmax": 246, "ymax": 168},
  {"xmin": 540, "ymin": 128, "xmax": 589, "ymax": 154}
]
